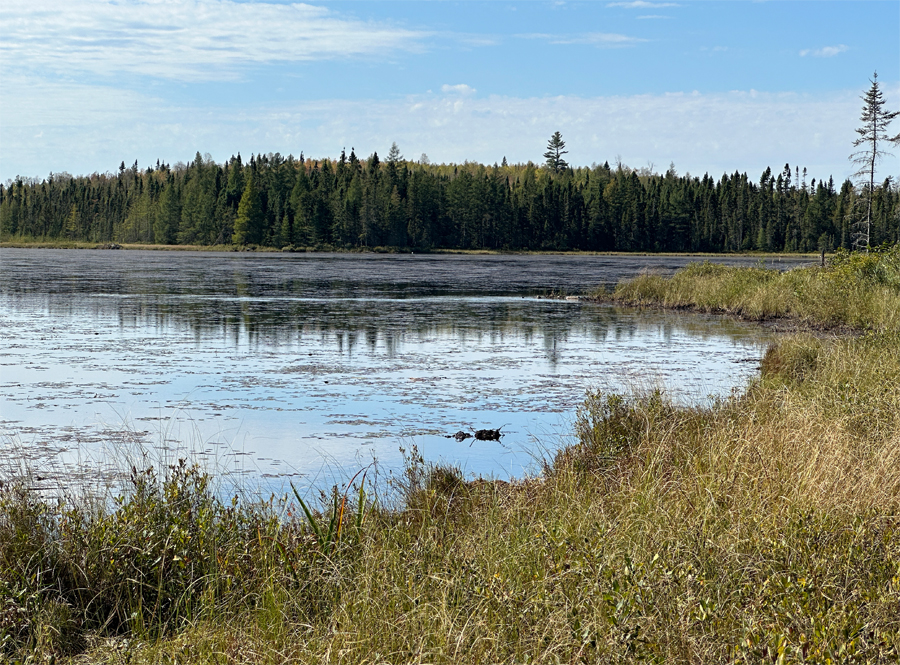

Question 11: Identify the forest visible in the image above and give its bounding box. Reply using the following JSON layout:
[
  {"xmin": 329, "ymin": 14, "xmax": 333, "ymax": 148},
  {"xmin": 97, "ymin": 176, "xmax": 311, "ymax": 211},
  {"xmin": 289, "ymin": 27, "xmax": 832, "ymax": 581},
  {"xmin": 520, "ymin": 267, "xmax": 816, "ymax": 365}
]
[{"xmin": 2, "ymin": 149, "xmax": 898, "ymax": 253}]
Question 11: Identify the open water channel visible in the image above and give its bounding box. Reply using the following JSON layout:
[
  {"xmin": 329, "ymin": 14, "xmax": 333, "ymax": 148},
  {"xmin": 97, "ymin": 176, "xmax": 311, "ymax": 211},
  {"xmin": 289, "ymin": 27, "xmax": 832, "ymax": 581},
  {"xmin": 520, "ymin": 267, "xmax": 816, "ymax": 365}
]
[{"xmin": 0, "ymin": 249, "xmax": 811, "ymax": 494}]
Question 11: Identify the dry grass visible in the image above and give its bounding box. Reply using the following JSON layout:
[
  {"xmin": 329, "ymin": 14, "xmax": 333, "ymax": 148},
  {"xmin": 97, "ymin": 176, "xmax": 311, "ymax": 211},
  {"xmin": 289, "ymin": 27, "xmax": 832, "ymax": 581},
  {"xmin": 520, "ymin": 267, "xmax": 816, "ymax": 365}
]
[
  {"xmin": 4, "ymin": 247, "xmax": 900, "ymax": 663},
  {"xmin": 604, "ymin": 245, "xmax": 900, "ymax": 332}
]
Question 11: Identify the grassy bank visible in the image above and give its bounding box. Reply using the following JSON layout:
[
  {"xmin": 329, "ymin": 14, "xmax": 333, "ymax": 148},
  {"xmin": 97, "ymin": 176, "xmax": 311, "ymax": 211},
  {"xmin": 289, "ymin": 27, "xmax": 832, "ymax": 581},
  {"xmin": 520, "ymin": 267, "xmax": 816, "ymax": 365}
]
[
  {"xmin": 3, "ymin": 248, "xmax": 899, "ymax": 663},
  {"xmin": 601, "ymin": 244, "xmax": 900, "ymax": 331}
]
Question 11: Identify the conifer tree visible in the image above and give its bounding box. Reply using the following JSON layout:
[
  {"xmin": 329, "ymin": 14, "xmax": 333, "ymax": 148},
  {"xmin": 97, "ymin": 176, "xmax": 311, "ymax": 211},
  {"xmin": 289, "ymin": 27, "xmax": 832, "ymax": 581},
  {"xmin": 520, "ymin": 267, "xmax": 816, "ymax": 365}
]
[
  {"xmin": 850, "ymin": 72, "xmax": 900, "ymax": 251},
  {"xmin": 543, "ymin": 131, "xmax": 568, "ymax": 173},
  {"xmin": 232, "ymin": 173, "xmax": 264, "ymax": 245},
  {"xmin": 64, "ymin": 203, "xmax": 79, "ymax": 239},
  {"xmin": 154, "ymin": 177, "xmax": 180, "ymax": 244},
  {"xmin": 386, "ymin": 142, "xmax": 403, "ymax": 164}
]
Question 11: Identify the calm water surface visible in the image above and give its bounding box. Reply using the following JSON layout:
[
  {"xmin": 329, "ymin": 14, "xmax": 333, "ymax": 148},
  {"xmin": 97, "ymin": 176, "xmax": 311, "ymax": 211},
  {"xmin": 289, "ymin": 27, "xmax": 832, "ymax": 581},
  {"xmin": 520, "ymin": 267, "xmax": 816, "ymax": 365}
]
[{"xmin": 0, "ymin": 250, "xmax": 810, "ymax": 493}]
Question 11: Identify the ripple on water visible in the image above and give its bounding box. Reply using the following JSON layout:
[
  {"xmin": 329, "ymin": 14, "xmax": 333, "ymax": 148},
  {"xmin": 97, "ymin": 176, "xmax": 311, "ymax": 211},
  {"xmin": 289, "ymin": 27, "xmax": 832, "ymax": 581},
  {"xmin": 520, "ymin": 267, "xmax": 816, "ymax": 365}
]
[{"xmin": 0, "ymin": 250, "xmax": 795, "ymax": 493}]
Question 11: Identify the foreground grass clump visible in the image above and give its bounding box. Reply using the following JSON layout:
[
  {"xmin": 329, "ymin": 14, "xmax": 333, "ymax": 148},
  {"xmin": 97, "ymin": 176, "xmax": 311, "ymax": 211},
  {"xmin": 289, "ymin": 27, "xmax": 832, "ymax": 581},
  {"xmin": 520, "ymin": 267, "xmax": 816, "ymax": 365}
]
[
  {"xmin": 4, "ymin": 248, "xmax": 900, "ymax": 663},
  {"xmin": 603, "ymin": 243, "xmax": 900, "ymax": 331}
]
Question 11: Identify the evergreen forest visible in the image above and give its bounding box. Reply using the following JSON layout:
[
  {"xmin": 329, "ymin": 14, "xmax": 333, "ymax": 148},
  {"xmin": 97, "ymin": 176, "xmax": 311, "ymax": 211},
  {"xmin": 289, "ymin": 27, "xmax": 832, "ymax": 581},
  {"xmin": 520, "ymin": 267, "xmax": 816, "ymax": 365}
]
[{"xmin": 2, "ymin": 150, "xmax": 898, "ymax": 253}]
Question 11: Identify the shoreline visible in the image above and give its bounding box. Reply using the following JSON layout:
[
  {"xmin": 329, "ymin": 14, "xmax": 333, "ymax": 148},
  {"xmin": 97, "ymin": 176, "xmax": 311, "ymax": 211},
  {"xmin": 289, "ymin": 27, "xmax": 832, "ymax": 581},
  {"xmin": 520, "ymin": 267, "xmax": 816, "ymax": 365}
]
[
  {"xmin": 579, "ymin": 294, "xmax": 866, "ymax": 337},
  {"xmin": 0, "ymin": 239, "xmax": 823, "ymax": 259}
]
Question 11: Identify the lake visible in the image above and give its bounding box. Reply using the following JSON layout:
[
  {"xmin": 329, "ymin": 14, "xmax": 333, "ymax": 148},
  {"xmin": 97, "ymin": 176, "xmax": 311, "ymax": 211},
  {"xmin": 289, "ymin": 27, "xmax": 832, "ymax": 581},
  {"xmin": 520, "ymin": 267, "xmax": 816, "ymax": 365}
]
[{"xmin": 0, "ymin": 249, "xmax": 811, "ymax": 494}]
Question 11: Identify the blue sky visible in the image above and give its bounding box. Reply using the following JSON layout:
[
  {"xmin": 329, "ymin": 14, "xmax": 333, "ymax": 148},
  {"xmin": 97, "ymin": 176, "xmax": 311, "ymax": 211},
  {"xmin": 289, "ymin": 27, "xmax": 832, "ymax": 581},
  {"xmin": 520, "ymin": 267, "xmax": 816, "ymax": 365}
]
[{"xmin": 2, "ymin": 0, "xmax": 898, "ymax": 183}]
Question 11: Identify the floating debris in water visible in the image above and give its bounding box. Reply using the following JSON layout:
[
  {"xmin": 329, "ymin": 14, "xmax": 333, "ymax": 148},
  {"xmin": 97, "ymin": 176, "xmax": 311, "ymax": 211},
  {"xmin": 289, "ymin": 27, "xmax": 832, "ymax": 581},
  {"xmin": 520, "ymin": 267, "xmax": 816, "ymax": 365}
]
[{"xmin": 474, "ymin": 428, "xmax": 502, "ymax": 441}]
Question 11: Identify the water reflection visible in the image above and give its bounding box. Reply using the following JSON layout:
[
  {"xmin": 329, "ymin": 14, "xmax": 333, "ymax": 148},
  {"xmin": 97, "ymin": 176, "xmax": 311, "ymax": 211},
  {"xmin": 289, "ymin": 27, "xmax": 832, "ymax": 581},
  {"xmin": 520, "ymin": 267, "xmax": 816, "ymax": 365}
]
[
  {"xmin": 12, "ymin": 291, "xmax": 763, "ymax": 358},
  {"xmin": 0, "ymin": 249, "xmax": 786, "ymax": 492}
]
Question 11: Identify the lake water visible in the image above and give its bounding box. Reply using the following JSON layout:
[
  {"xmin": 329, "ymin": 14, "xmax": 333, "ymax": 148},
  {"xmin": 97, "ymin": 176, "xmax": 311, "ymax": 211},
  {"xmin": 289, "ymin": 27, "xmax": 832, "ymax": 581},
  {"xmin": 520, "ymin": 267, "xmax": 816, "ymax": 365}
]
[{"xmin": 0, "ymin": 249, "xmax": 811, "ymax": 494}]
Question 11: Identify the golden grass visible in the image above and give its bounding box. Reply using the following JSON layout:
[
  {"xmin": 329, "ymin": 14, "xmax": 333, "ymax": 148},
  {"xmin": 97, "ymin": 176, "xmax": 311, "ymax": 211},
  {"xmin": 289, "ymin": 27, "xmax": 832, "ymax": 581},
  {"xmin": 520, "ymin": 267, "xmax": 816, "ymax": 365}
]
[{"xmin": 605, "ymin": 245, "xmax": 900, "ymax": 332}]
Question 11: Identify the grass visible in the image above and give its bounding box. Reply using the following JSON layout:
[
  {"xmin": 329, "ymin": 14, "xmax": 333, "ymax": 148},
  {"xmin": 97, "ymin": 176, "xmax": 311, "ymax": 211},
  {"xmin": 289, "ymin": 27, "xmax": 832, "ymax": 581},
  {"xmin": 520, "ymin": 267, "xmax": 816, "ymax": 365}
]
[
  {"xmin": 3, "ymin": 246, "xmax": 899, "ymax": 663},
  {"xmin": 600, "ymin": 244, "xmax": 900, "ymax": 331}
]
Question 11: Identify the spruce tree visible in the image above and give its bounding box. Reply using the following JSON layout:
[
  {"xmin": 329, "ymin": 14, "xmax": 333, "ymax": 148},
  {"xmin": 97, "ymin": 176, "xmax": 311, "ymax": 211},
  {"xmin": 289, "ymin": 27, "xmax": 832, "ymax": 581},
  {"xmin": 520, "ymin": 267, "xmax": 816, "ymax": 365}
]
[
  {"xmin": 386, "ymin": 142, "xmax": 403, "ymax": 164},
  {"xmin": 232, "ymin": 173, "xmax": 264, "ymax": 245},
  {"xmin": 154, "ymin": 177, "xmax": 180, "ymax": 244},
  {"xmin": 850, "ymin": 72, "xmax": 900, "ymax": 251}
]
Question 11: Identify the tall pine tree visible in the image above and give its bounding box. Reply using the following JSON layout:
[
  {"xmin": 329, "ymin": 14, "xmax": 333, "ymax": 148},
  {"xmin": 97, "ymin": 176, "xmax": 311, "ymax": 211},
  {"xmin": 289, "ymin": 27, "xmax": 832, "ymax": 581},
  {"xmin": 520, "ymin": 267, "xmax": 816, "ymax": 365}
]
[
  {"xmin": 850, "ymin": 72, "xmax": 900, "ymax": 251},
  {"xmin": 543, "ymin": 132, "xmax": 569, "ymax": 173}
]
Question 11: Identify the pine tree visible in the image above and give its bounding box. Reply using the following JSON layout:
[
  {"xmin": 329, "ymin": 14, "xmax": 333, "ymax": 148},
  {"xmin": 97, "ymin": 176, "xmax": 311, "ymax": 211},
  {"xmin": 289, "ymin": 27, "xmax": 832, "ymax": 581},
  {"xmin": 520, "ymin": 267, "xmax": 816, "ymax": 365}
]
[
  {"xmin": 850, "ymin": 72, "xmax": 900, "ymax": 251},
  {"xmin": 232, "ymin": 173, "xmax": 264, "ymax": 245},
  {"xmin": 386, "ymin": 142, "xmax": 403, "ymax": 164},
  {"xmin": 543, "ymin": 131, "xmax": 569, "ymax": 173},
  {"xmin": 63, "ymin": 203, "xmax": 79, "ymax": 239},
  {"xmin": 154, "ymin": 176, "xmax": 180, "ymax": 244},
  {"xmin": 276, "ymin": 212, "xmax": 291, "ymax": 247}
]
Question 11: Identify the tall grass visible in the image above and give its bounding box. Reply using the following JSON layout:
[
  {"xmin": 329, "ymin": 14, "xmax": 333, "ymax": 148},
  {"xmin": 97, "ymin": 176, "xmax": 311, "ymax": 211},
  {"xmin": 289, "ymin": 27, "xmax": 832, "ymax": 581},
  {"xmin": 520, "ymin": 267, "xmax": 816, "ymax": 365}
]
[
  {"xmin": 3, "ymin": 246, "xmax": 900, "ymax": 663},
  {"xmin": 603, "ymin": 243, "xmax": 900, "ymax": 331}
]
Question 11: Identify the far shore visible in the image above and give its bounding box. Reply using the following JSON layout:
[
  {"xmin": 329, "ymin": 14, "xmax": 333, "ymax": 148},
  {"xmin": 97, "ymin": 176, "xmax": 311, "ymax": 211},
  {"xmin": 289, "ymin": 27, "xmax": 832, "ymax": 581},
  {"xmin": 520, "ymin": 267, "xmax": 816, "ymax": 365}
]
[{"xmin": 0, "ymin": 239, "xmax": 823, "ymax": 259}]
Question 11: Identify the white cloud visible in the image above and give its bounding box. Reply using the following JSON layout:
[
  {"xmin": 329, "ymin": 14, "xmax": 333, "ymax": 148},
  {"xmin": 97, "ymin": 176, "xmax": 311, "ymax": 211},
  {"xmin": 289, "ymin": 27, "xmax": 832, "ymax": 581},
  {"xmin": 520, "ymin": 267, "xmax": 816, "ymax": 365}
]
[
  {"xmin": 0, "ymin": 0, "xmax": 427, "ymax": 81},
  {"xmin": 1, "ymin": 78, "xmax": 153, "ymax": 130},
  {"xmin": 519, "ymin": 32, "xmax": 646, "ymax": 47},
  {"xmin": 457, "ymin": 34, "xmax": 501, "ymax": 47},
  {"xmin": 606, "ymin": 1, "xmax": 679, "ymax": 8},
  {"xmin": 5, "ymin": 78, "xmax": 893, "ymax": 183},
  {"xmin": 799, "ymin": 44, "xmax": 849, "ymax": 58},
  {"xmin": 441, "ymin": 84, "xmax": 477, "ymax": 95},
  {"xmin": 559, "ymin": 33, "xmax": 647, "ymax": 46}
]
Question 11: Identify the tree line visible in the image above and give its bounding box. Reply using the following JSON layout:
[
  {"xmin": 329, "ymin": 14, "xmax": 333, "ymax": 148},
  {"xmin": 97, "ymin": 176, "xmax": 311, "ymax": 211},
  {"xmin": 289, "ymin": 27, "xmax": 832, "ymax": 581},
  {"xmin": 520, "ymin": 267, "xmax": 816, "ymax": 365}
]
[{"xmin": 2, "ymin": 149, "xmax": 898, "ymax": 253}]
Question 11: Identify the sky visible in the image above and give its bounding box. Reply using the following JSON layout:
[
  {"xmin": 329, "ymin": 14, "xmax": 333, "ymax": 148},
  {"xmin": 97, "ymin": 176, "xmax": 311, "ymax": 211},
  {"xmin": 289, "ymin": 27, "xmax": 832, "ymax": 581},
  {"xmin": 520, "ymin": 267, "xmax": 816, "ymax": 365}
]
[{"xmin": 1, "ymin": 0, "xmax": 899, "ymax": 184}]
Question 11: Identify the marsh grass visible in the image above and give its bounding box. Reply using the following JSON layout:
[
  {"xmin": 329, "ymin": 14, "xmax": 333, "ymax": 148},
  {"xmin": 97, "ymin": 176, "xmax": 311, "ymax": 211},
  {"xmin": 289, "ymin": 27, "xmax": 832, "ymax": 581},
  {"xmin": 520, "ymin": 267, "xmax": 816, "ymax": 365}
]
[
  {"xmin": 603, "ymin": 244, "xmax": 900, "ymax": 332},
  {"xmin": 4, "ymin": 247, "xmax": 900, "ymax": 663}
]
